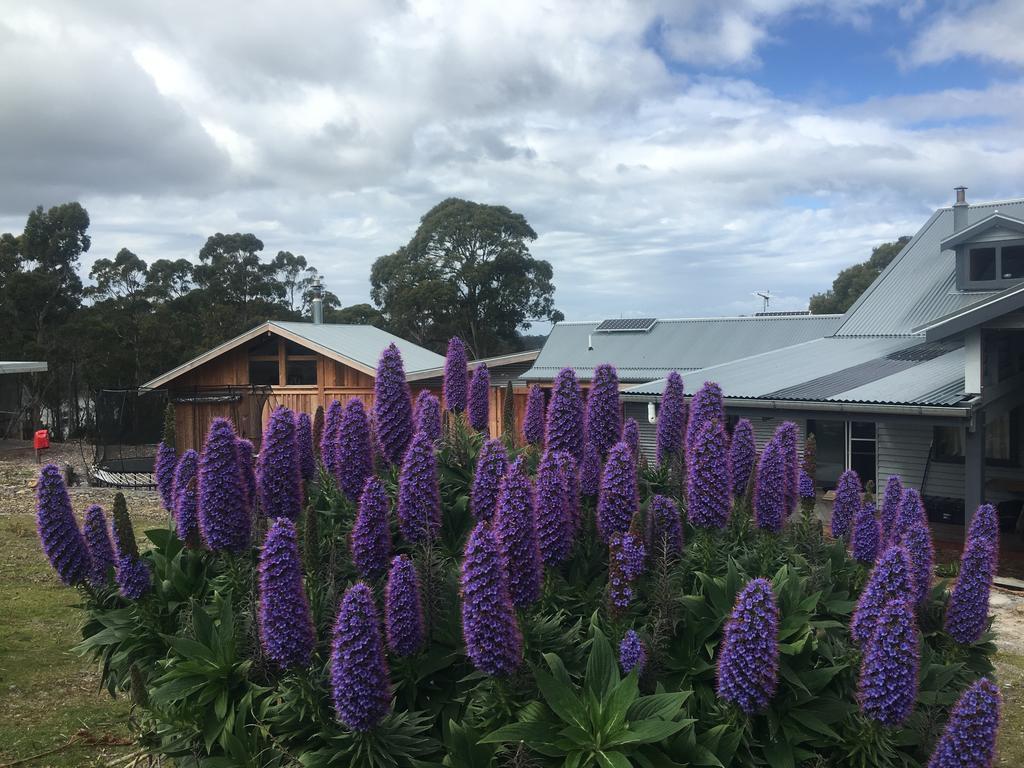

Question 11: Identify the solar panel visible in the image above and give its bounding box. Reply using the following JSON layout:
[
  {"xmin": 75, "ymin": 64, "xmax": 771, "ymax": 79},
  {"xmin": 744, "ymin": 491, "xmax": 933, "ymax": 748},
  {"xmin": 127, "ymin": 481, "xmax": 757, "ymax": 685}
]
[{"xmin": 595, "ymin": 318, "xmax": 658, "ymax": 333}]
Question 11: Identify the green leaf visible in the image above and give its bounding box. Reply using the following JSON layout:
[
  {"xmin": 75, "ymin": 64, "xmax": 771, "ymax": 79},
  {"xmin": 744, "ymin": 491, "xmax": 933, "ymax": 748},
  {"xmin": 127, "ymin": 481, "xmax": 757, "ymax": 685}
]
[
  {"xmin": 602, "ymin": 673, "xmax": 640, "ymax": 734},
  {"xmin": 627, "ymin": 691, "xmax": 691, "ymax": 722},
  {"xmin": 609, "ymin": 719, "xmax": 689, "ymax": 746},
  {"xmin": 594, "ymin": 751, "xmax": 633, "ymax": 768},
  {"xmin": 534, "ymin": 666, "xmax": 588, "ymax": 730},
  {"xmin": 761, "ymin": 739, "xmax": 795, "ymax": 768},
  {"xmin": 585, "ymin": 627, "xmax": 618, "ymax": 699},
  {"xmin": 787, "ymin": 709, "xmax": 840, "ymax": 740},
  {"xmin": 478, "ymin": 721, "xmax": 559, "ymax": 746}
]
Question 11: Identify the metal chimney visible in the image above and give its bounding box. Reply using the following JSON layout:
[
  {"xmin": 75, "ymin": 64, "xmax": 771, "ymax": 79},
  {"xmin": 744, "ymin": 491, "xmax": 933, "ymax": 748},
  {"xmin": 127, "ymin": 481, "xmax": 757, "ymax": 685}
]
[
  {"xmin": 953, "ymin": 186, "xmax": 968, "ymax": 232},
  {"xmin": 311, "ymin": 275, "xmax": 324, "ymax": 324}
]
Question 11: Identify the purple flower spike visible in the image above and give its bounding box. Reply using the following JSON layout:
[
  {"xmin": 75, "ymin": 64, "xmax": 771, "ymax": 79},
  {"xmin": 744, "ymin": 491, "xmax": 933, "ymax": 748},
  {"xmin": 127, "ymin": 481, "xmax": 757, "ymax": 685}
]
[
  {"xmin": 397, "ymin": 431, "xmax": 441, "ymax": 544},
  {"xmin": 858, "ymin": 597, "xmax": 919, "ymax": 727},
  {"xmin": 443, "ymin": 337, "xmax": 468, "ymax": 413},
  {"xmin": 374, "ymin": 343, "xmax": 414, "ymax": 465},
  {"xmin": 258, "ymin": 517, "xmax": 315, "ymax": 670},
  {"xmin": 295, "ymin": 412, "xmax": 316, "ymax": 482},
  {"xmin": 894, "ymin": 488, "xmax": 926, "ymax": 544},
  {"xmin": 851, "ymin": 545, "xmax": 913, "ymax": 647},
  {"xmin": 545, "ymin": 367, "xmax": 584, "ymax": 459},
  {"xmin": 155, "ymin": 441, "xmax": 178, "ymax": 512},
  {"xmin": 967, "ymin": 503, "xmax": 999, "ymax": 547},
  {"xmin": 460, "ymin": 521, "xmax": 523, "ymax": 676},
  {"xmin": 716, "ymin": 578, "xmax": 780, "ymax": 715},
  {"xmin": 115, "ymin": 554, "xmax": 152, "ymax": 600},
  {"xmin": 36, "ymin": 463, "xmax": 90, "ymax": 586},
  {"xmin": 687, "ymin": 420, "xmax": 731, "ymax": 531},
  {"xmin": 647, "ymin": 494, "xmax": 683, "ymax": 558},
  {"xmin": 198, "ymin": 417, "xmax": 250, "ymax": 553},
  {"xmin": 236, "ymin": 438, "xmax": 257, "ymax": 514},
  {"xmin": 586, "ymin": 364, "xmax": 622, "ymax": 460},
  {"xmin": 754, "ymin": 437, "xmax": 785, "ymax": 533},
  {"xmin": 776, "ymin": 422, "xmax": 800, "ymax": 516},
  {"xmin": 468, "ymin": 363, "xmax": 491, "ymax": 433},
  {"xmin": 536, "ymin": 451, "xmax": 571, "ymax": 566},
  {"xmin": 622, "ymin": 418, "xmax": 640, "ymax": 462},
  {"xmin": 385, "ymin": 555, "xmax": 425, "ymax": 657},
  {"xmin": 579, "ymin": 441, "xmax": 602, "ymax": 497},
  {"xmin": 337, "ymin": 399, "xmax": 373, "ymax": 502},
  {"xmin": 880, "ymin": 475, "xmax": 903, "ymax": 545},
  {"xmin": 494, "ymin": 458, "xmax": 542, "ymax": 608},
  {"xmin": 172, "ymin": 449, "xmax": 200, "ymax": 545},
  {"xmin": 927, "ymin": 678, "xmax": 1001, "ymax": 768},
  {"xmin": 903, "ymin": 520, "xmax": 935, "ymax": 606},
  {"xmin": 686, "ymin": 381, "xmax": 725, "ymax": 454},
  {"xmin": 619, "ymin": 630, "xmax": 647, "ymax": 676},
  {"xmin": 656, "ymin": 371, "xmax": 686, "ymax": 466},
  {"xmin": 831, "ymin": 469, "xmax": 862, "ymax": 540},
  {"xmin": 798, "ymin": 470, "xmax": 815, "ymax": 501},
  {"xmin": 729, "ymin": 419, "xmax": 756, "ymax": 497},
  {"xmin": 852, "ymin": 503, "xmax": 881, "ymax": 565},
  {"xmin": 331, "ymin": 582, "xmax": 391, "ymax": 732},
  {"xmin": 414, "ymin": 390, "xmax": 441, "ymax": 443},
  {"xmin": 945, "ymin": 534, "xmax": 997, "ymax": 645},
  {"xmin": 554, "ymin": 451, "xmax": 580, "ymax": 536},
  {"xmin": 257, "ymin": 406, "xmax": 302, "ymax": 521},
  {"xmin": 321, "ymin": 399, "xmax": 343, "ymax": 477},
  {"xmin": 597, "ymin": 442, "xmax": 638, "ymax": 542},
  {"xmin": 608, "ymin": 527, "xmax": 646, "ymax": 613},
  {"xmin": 351, "ymin": 476, "xmax": 392, "ymax": 580},
  {"xmin": 522, "ymin": 385, "xmax": 546, "ymax": 446},
  {"xmin": 83, "ymin": 505, "xmax": 115, "ymax": 586},
  {"xmin": 471, "ymin": 438, "xmax": 507, "ymax": 522}
]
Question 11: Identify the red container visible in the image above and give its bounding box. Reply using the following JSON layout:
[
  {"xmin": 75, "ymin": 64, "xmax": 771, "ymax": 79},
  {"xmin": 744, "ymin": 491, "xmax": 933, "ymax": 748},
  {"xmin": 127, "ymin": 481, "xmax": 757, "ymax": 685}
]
[{"xmin": 33, "ymin": 430, "xmax": 50, "ymax": 450}]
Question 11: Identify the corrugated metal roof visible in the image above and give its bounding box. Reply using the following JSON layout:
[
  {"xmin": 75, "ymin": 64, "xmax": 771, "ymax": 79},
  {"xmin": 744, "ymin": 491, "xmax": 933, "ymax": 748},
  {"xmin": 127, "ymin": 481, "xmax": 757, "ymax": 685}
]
[
  {"xmin": 522, "ymin": 314, "xmax": 843, "ymax": 382},
  {"xmin": 270, "ymin": 321, "xmax": 445, "ymax": 373},
  {"xmin": 835, "ymin": 198, "xmax": 1024, "ymax": 337},
  {"xmin": 0, "ymin": 361, "xmax": 48, "ymax": 375}
]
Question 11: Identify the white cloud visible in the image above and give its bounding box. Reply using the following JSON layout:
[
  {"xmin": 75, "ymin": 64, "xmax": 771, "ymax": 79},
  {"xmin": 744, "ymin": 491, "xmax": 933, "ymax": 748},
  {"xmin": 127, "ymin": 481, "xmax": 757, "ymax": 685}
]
[{"xmin": 907, "ymin": 0, "xmax": 1024, "ymax": 67}]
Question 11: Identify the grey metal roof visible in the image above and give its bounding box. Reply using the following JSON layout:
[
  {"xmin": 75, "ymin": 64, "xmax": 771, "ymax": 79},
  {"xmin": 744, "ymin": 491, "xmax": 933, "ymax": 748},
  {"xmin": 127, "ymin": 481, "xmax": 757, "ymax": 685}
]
[
  {"xmin": 522, "ymin": 314, "xmax": 843, "ymax": 382},
  {"xmin": 624, "ymin": 336, "xmax": 966, "ymax": 407},
  {"xmin": 914, "ymin": 281, "xmax": 1024, "ymax": 342},
  {"xmin": 0, "ymin": 361, "xmax": 48, "ymax": 375},
  {"xmin": 835, "ymin": 198, "xmax": 1024, "ymax": 337},
  {"xmin": 271, "ymin": 321, "xmax": 445, "ymax": 374}
]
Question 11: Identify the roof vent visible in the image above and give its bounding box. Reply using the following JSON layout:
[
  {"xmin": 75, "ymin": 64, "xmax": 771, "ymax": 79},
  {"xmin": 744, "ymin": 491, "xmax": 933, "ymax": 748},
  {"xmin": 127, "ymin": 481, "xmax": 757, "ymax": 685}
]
[{"xmin": 595, "ymin": 318, "xmax": 657, "ymax": 333}]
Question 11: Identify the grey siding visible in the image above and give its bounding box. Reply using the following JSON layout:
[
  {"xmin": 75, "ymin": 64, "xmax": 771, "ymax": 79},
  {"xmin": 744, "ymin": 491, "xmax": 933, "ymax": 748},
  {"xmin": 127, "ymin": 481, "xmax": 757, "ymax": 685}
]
[{"xmin": 625, "ymin": 402, "xmax": 657, "ymax": 462}]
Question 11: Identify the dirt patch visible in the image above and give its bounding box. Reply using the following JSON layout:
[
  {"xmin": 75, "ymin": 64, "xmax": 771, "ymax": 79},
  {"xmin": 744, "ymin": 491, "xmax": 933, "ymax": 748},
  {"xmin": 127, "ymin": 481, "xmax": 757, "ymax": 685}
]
[{"xmin": 992, "ymin": 589, "xmax": 1024, "ymax": 656}]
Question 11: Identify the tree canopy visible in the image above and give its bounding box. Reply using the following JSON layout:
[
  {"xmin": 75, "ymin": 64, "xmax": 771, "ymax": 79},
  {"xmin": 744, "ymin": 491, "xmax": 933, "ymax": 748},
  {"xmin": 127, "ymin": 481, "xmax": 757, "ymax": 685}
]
[
  {"xmin": 370, "ymin": 198, "xmax": 562, "ymax": 357},
  {"xmin": 809, "ymin": 236, "xmax": 911, "ymax": 315}
]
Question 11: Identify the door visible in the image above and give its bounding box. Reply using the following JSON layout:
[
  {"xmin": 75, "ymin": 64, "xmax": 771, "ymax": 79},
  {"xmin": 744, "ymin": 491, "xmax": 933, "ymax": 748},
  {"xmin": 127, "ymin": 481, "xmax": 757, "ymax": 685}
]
[
  {"xmin": 849, "ymin": 421, "xmax": 877, "ymax": 488},
  {"xmin": 807, "ymin": 419, "xmax": 845, "ymax": 490}
]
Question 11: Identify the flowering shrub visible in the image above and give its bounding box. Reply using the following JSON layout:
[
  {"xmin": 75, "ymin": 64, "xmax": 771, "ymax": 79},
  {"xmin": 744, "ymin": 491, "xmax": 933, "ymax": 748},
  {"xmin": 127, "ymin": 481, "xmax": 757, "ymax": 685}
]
[{"xmin": 40, "ymin": 342, "xmax": 1000, "ymax": 768}]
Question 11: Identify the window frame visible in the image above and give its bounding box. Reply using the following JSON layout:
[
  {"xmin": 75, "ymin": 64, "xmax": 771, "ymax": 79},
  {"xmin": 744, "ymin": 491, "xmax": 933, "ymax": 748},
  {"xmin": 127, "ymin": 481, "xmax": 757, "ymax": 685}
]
[
  {"xmin": 958, "ymin": 237, "xmax": 1024, "ymax": 290},
  {"xmin": 931, "ymin": 407, "xmax": 1021, "ymax": 468}
]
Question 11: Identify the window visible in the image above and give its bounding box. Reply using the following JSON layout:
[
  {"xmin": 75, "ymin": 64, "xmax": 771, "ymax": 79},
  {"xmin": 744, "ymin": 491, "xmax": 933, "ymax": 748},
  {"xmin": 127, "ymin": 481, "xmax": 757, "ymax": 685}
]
[
  {"xmin": 961, "ymin": 241, "xmax": 1024, "ymax": 287},
  {"xmin": 249, "ymin": 360, "xmax": 279, "ymax": 386},
  {"xmin": 286, "ymin": 359, "xmax": 317, "ymax": 385},
  {"xmin": 1003, "ymin": 245, "xmax": 1024, "ymax": 279},
  {"xmin": 932, "ymin": 407, "xmax": 1021, "ymax": 467},
  {"xmin": 969, "ymin": 247, "xmax": 997, "ymax": 281}
]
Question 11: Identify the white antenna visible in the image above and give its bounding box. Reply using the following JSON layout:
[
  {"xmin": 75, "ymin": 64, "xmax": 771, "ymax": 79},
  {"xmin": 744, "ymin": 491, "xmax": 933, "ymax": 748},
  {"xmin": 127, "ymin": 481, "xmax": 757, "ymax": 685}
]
[{"xmin": 755, "ymin": 290, "xmax": 772, "ymax": 313}]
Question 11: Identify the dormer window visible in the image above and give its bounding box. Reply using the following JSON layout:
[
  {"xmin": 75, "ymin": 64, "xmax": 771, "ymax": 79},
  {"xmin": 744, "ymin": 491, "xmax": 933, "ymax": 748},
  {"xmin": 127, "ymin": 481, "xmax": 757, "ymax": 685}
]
[
  {"xmin": 942, "ymin": 212, "xmax": 1024, "ymax": 290},
  {"xmin": 1004, "ymin": 245, "xmax": 1024, "ymax": 279},
  {"xmin": 969, "ymin": 247, "xmax": 996, "ymax": 281}
]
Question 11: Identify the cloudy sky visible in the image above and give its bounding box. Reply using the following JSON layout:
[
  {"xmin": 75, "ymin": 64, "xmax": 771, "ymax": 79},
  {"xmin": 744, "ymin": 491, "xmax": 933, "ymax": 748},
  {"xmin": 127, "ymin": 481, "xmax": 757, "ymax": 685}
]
[{"xmin": 2, "ymin": 0, "xmax": 1022, "ymax": 324}]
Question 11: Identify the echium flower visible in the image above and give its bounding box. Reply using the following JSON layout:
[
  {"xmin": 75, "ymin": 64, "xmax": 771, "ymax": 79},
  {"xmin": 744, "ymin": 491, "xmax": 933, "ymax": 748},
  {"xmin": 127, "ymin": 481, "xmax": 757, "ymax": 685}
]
[
  {"xmin": 687, "ymin": 420, "xmax": 731, "ymax": 530},
  {"xmin": 894, "ymin": 487, "xmax": 926, "ymax": 544},
  {"xmin": 554, "ymin": 451, "xmax": 580, "ymax": 535},
  {"xmin": 579, "ymin": 441, "xmax": 601, "ymax": 497},
  {"xmin": 460, "ymin": 521, "xmax": 523, "ymax": 676},
  {"xmin": 374, "ymin": 343, "xmax": 414, "ymax": 465},
  {"xmin": 36, "ymin": 463, "xmax": 90, "ymax": 586},
  {"xmin": 321, "ymin": 399, "xmax": 343, "ymax": 476},
  {"xmin": 522, "ymin": 385, "xmax": 546, "ymax": 446},
  {"xmin": 776, "ymin": 422, "xmax": 800, "ymax": 516},
  {"xmin": 414, "ymin": 390, "xmax": 441, "ymax": 443},
  {"xmin": 545, "ymin": 367, "xmax": 584, "ymax": 459},
  {"xmin": 154, "ymin": 440, "xmax": 178, "ymax": 512},
  {"xmin": 852, "ymin": 503, "xmax": 881, "ymax": 565},
  {"xmin": 351, "ymin": 476, "xmax": 392, "ymax": 579},
  {"xmin": 111, "ymin": 492, "xmax": 137, "ymax": 559},
  {"xmin": 468, "ymin": 363, "xmax": 490, "ymax": 433},
  {"xmin": 831, "ymin": 469, "xmax": 861, "ymax": 540},
  {"xmin": 535, "ymin": 450, "xmax": 571, "ymax": 566},
  {"xmin": 586, "ymin": 363, "xmax": 622, "ymax": 460},
  {"xmin": 443, "ymin": 336, "xmax": 468, "ymax": 413},
  {"xmin": 172, "ymin": 449, "xmax": 200, "ymax": 545},
  {"xmin": 647, "ymin": 494, "xmax": 683, "ymax": 558},
  {"xmin": 597, "ymin": 441, "xmax": 638, "ymax": 542},
  {"xmin": 729, "ymin": 419, "xmax": 756, "ymax": 497},
  {"xmin": 716, "ymin": 578, "xmax": 780, "ymax": 715},
  {"xmin": 257, "ymin": 405, "xmax": 302, "ymax": 521},
  {"xmin": 619, "ymin": 630, "xmax": 646, "ymax": 676},
  {"xmin": 904, "ymin": 520, "xmax": 935, "ymax": 606},
  {"xmin": 967, "ymin": 503, "xmax": 999, "ymax": 547},
  {"xmin": 258, "ymin": 517, "xmax": 315, "ymax": 670},
  {"xmin": 880, "ymin": 475, "xmax": 903, "ymax": 545},
  {"xmin": 295, "ymin": 411, "xmax": 316, "ymax": 482},
  {"xmin": 850, "ymin": 545, "xmax": 913, "ymax": 647},
  {"xmin": 336, "ymin": 399, "xmax": 373, "ymax": 502},
  {"xmin": 656, "ymin": 371, "xmax": 686, "ymax": 466},
  {"xmin": 753, "ymin": 436, "xmax": 785, "ymax": 533},
  {"xmin": 926, "ymin": 677, "xmax": 1001, "ymax": 768},
  {"xmin": 471, "ymin": 438, "xmax": 507, "ymax": 521},
  {"xmin": 857, "ymin": 597, "xmax": 920, "ymax": 727},
  {"xmin": 385, "ymin": 555, "xmax": 424, "ymax": 657},
  {"xmin": 396, "ymin": 431, "xmax": 441, "ymax": 543},
  {"xmin": 115, "ymin": 553, "xmax": 152, "ymax": 600},
  {"xmin": 685, "ymin": 381, "xmax": 725, "ymax": 454},
  {"xmin": 83, "ymin": 505, "xmax": 115, "ymax": 586},
  {"xmin": 622, "ymin": 418, "xmax": 640, "ymax": 463},
  {"xmin": 236, "ymin": 438, "xmax": 257, "ymax": 514},
  {"xmin": 494, "ymin": 457, "xmax": 542, "ymax": 607},
  {"xmin": 330, "ymin": 582, "xmax": 391, "ymax": 732},
  {"xmin": 945, "ymin": 533, "xmax": 997, "ymax": 645},
  {"xmin": 198, "ymin": 417, "xmax": 250, "ymax": 553},
  {"xmin": 608, "ymin": 524, "xmax": 646, "ymax": 614},
  {"xmin": 798, "ymin": 470, "xmax": 815, "ymax": 501}
]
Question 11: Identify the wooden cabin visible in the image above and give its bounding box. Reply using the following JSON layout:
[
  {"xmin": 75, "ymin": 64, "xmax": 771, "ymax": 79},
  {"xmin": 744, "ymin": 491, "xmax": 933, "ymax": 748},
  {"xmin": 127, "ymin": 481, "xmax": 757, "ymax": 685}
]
[{"xmin": 141, "ymin": 320, "xmax": 538, "ymax": 452}]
